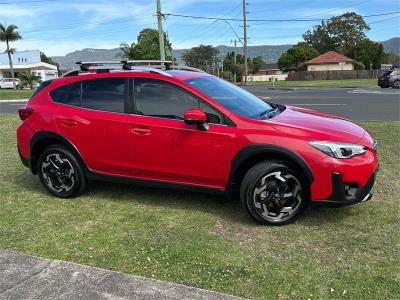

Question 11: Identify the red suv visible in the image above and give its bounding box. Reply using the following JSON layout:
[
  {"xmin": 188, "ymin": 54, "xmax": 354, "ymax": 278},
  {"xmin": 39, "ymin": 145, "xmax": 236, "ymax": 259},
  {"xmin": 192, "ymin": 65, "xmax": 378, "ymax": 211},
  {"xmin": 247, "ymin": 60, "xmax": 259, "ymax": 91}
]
[{"xmin": 16, "ymin": 61, "xmax": 379, "ymax": 225}]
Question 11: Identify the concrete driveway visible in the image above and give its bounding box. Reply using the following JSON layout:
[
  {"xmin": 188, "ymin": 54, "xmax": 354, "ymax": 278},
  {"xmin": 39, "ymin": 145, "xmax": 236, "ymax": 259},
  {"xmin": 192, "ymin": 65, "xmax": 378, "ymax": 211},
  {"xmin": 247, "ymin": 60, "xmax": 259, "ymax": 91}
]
[{"xmin": 0, "ymin": 250, "xmax": 244, "ymax": 300}]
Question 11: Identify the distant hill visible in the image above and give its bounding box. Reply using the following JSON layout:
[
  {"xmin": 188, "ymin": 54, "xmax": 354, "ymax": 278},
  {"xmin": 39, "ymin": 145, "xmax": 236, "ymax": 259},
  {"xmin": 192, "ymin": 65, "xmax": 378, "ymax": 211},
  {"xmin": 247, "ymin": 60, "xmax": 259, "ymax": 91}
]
[
  {"xmin": 52, "ymin": 38, "xmax": 399, "ymax": 70},
  {"xmin": 52, "ymin": 48, "xmax": 121, "ymax": 70},
  {"xmin": 381, "ymin": 37, "xmax": 400, "ymax": 54},
  {"xmin": 52, "ymin": 45, "xmax": 293, "ymax": 70},
  {"xmin": 172, "ymin": 44, "xmax": 292, "ymax": 65}
]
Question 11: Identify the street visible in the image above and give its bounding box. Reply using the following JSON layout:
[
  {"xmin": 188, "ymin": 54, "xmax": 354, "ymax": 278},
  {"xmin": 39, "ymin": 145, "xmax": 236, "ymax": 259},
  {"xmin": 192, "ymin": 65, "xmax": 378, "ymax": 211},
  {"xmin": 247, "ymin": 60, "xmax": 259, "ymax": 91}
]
[
  {"xmin": 1, "ymin": 87, "xmax": 399, "ymax": 121},
  {"xmin": 244, "ymin": 86, "xmax": 400, "ymax": 121}
]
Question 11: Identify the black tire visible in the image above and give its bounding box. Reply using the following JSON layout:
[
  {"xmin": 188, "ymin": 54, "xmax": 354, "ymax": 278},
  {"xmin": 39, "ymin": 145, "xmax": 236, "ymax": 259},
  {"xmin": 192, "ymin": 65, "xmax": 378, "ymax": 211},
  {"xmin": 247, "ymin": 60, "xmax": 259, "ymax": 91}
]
[
  {"xmin": 37, "ymin": 145, "xmax": 86, "ymax": 198},
  {"xmin": 392, "ymin": 80, "xmax": 400, "ymax": 89},
  {"xmin": 240, "ymin": 160, "xmax": 309, "ymax": 225}
]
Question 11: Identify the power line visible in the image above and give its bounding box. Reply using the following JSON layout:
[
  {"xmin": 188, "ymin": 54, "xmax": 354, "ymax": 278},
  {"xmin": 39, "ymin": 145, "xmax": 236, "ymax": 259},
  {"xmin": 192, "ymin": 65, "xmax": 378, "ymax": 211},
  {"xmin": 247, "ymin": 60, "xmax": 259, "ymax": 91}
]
[
  {"xmin": 170, "ymin": 2, "xmax": 242, "ymax": 45},
  {"xmin": 164, "ymin": 11, "xmax": 400, "ymax": 22}
]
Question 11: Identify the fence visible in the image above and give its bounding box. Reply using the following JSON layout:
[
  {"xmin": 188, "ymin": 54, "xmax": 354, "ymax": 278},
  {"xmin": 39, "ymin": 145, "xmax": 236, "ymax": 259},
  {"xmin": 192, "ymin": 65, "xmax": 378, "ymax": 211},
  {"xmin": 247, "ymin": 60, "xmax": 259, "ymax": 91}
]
[
  {"xmin": 245, "ymin": 74, "xmax": 288, "ymax": 82},
  {"xmin": 287, "ymin": 69, "xmax": 382, "ymax": 81}
]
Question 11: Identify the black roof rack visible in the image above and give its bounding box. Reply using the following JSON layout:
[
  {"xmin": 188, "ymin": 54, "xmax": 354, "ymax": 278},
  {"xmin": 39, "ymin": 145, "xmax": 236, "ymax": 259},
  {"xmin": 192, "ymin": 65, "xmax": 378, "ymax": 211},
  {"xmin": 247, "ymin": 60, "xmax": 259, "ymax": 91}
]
[{"xmin": 62, "ymin": 60, "xmax": 205, "ymax": 77}]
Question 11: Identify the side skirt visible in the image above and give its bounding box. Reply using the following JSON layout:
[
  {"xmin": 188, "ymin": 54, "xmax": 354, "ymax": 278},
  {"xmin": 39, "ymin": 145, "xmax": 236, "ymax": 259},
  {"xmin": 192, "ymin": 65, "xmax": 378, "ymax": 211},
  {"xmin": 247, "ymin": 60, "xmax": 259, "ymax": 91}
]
[{"xmin": 86, "ymin": 170, "xmax": 227, "ymax": 196}]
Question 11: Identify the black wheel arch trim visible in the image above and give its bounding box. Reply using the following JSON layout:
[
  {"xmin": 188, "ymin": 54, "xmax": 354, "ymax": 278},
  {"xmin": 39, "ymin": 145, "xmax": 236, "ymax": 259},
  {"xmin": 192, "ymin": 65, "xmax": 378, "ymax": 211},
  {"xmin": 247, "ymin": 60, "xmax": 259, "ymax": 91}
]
[
  {"xmin": 30, "ymin": 131, "xmax": 88, "ymax": 175},
  {"xmin": 226, "ymin": 144, "xmax": 314, "ymax": 197}
]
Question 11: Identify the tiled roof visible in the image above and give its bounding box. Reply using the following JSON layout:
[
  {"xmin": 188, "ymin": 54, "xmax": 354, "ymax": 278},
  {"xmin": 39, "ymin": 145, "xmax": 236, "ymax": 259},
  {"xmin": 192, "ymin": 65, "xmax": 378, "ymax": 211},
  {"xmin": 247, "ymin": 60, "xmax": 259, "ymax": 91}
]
[{"xmin": 306, "ymin": 51, "xmax": 355, "ymax": 64}]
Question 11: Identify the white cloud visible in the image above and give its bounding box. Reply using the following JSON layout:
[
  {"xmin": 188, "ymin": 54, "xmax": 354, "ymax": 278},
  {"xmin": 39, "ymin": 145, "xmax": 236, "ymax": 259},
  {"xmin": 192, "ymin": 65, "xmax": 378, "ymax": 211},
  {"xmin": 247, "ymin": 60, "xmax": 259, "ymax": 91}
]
[{"xmin": 10, "ymin": 39, "xmax": 120, "ymax": 56}]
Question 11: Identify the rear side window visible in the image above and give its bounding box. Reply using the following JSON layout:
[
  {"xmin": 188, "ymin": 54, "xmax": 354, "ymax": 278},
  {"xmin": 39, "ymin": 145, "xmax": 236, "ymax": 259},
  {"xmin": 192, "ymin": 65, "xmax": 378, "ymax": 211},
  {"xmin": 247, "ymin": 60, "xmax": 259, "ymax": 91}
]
[
  {"xmin": 50, "ymin": 78, "xmax": 126, "ymax": 113},
  {"xmin": 66, "ymin": 83, "xmax": 81, "ymax": 106},
  {"xmin": 82, "ymin": 78, "xmax": 125, "ymax": 113}
]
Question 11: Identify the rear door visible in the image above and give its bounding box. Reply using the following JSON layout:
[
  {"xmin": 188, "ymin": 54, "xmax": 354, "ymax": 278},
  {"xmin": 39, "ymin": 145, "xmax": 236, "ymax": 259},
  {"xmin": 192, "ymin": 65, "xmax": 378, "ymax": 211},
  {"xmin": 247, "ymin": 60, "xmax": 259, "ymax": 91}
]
[{"xmin": 54, "ymin": 76, "xmax": 136, "ymax": 177}]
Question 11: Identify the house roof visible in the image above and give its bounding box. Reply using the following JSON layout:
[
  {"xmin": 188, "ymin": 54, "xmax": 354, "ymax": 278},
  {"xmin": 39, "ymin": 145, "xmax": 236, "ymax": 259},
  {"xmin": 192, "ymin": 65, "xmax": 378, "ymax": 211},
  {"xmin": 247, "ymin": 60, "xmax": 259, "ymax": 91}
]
[
  {"xmin": 259, "ymin": 63, "xmax": 280, "ymax": 70},
  {"xmin": 306, "ymin": 51, "xmax": 355, "ymax": 65},
  {"xmin": 0, "ymin": 62, "xmax": 58, "ymax": 71}
]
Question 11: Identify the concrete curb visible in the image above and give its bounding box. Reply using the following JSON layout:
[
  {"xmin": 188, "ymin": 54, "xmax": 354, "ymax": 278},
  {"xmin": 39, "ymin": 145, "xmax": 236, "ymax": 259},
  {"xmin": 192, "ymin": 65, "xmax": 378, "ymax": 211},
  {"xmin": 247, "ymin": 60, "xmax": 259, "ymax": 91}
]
[
  {"xmin": 0, "ymin": 99, "xmax": 28, "ymax": 103},
  {"xmin": 0, "ymin": 249, "xmax": 246, "ymax": 300}
]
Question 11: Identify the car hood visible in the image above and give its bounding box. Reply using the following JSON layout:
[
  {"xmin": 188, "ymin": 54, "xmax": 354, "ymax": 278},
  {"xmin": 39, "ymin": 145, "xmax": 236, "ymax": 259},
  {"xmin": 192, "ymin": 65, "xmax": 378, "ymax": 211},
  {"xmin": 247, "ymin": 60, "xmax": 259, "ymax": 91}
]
[{"xmin": 267, "ymin": 106, "xmax": 366, "ymax": 143}]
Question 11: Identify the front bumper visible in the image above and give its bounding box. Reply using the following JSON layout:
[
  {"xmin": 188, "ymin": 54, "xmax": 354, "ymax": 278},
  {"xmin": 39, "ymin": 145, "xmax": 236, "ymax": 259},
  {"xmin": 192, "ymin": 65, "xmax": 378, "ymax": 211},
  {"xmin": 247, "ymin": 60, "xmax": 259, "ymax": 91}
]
[{"xmin": 317, "ymin": 171, "xmax": 377, "ymax": 207}]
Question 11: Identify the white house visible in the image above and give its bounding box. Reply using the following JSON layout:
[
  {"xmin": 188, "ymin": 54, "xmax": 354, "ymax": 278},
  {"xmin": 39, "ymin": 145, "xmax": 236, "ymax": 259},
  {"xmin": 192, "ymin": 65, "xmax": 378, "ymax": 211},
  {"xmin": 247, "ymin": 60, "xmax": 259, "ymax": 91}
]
[
  {"xmin": 306, "ymin": 51, "xmax": 355, "ymax": 71},
  {"xmin": 0, "ymin": 50, "xmax": 58, "ymax": 81}
]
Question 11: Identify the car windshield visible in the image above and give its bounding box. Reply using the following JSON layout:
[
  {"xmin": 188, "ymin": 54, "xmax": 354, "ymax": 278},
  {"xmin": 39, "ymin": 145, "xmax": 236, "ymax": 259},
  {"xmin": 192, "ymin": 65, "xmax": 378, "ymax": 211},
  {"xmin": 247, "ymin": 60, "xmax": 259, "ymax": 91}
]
[{"xmin": 185, "ymin": 76, "xmax": 276, "ymax": 119}]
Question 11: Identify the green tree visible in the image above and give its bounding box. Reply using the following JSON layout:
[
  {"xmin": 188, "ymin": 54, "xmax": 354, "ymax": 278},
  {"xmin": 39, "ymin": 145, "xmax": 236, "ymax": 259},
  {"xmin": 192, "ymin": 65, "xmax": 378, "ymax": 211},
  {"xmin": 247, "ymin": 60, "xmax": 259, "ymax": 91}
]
[
  {"xmin": 119, "ymin": 28, "xmax": 172, "ymax": 60},
  {"xmin": 387, "ymin": 53, "xmax": 400, "ymax": 68},
  {"xmin": 250, "ymin": 56, "xmax": 264, "ymax": 74},
  {"xmin": 303, "ymin": 12, "xmax": 370, "ymax": 53},
  {"xmin": 345, "ymin": 39, "xmax": 386, "ymax": 69},
  {"xmin": 0, "ymin": 23, "xmax": 22, "ymax": 89},
  {"xmin": 182, "ymin": 45, "xmax": 219, "ymax": 72},
  {"xmin": 40, "ymin": 52, "xmax": 61, "ymax": 76},
  {"xmin": 278, "ymin": 43, "xmax": 319, "ymax": 71},
  {"xmin": 18, "ymin": 72, "xmax": 41, "ymax": 89}
]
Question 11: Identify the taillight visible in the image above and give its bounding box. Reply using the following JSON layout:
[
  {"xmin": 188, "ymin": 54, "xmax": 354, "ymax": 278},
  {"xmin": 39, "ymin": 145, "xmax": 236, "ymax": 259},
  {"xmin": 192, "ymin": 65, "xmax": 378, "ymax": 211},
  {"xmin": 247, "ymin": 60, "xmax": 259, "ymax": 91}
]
[{"xmin": 18, "ymin": 107, "xmax": 34, "ymax": 121}]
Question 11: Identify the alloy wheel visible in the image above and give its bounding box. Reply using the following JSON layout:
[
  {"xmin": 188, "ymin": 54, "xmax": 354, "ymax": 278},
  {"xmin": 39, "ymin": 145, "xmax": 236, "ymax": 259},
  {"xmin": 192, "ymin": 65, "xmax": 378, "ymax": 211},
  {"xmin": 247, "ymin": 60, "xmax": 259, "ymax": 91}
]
[
  {"xmin": 41, "ymin": 153, "xmax": 76, "ymax": 193},
  {"xmin": 252, "ymin": 171, "xmax": 303, "ymax": 222}
]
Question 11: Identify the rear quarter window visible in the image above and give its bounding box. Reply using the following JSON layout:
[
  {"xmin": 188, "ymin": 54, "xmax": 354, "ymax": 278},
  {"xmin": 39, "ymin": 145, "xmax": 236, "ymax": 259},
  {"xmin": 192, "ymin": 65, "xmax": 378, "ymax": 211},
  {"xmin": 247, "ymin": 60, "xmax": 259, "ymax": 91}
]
[
  {"xmin": 31, "ymin": 80, "xmax": 53, "ymax": 98},
  {"xmin": 50, "ymin": 85, "xmax": 70, "ymax": 103}
]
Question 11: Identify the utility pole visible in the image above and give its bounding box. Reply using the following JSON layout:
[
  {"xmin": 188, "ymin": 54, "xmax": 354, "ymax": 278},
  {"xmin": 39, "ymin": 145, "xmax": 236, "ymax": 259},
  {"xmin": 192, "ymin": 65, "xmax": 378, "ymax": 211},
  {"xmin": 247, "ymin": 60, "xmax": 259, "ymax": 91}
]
[
  {"xmin": 231, "ymin": 39, "xmax": 238, "ymax": 83},
  {"xmin": 156, "ymin": 0, "xmax": 166, "ymax": 61},
  {"xmin": 242, "ymin": 0, "xmax": 248, "ymax": 85}
]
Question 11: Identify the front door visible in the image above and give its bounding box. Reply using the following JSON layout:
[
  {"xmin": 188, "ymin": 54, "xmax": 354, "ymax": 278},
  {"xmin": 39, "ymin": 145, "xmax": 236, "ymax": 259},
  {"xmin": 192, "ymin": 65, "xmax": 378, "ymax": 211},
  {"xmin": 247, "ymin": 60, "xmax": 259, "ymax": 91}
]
[{"xmin": 126, "ymin": 78, "xmax": 237, "ymax": 189}]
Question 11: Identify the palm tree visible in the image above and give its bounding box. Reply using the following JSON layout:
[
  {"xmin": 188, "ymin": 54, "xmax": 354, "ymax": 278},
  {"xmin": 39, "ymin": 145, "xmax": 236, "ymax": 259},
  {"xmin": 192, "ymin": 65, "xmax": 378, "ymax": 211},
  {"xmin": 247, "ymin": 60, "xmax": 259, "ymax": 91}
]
[
  {"xmin": 0, "ymin": 24, "xmax": 22, "ymax": 89},
  {"xmin": 18, "ymin": 72, "xmax": 41, "ymax": 89}
]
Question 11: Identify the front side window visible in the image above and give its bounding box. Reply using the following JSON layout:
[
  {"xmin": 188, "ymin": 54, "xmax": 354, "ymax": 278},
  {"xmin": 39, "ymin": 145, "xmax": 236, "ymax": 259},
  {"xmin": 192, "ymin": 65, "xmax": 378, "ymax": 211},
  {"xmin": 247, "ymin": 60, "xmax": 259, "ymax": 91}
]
[
  {"xmin": 134, "ymin": 79, "xmax": 199, "ymax": 120},
  {"xmin": 185, "ymin": 76, "xmax": 275, "ymax": 119},
  {"xmin": 82, "ymin": 78, "xmax": 125, "ymax": 113}
]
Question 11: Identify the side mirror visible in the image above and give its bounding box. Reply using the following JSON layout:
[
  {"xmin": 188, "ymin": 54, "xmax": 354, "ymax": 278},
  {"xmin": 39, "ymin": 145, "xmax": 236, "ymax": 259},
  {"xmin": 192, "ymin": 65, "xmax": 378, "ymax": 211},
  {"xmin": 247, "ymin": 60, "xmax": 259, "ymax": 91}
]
[{"xmin": 184, "ymin": 108, "xmax": 209, "ymax": 131}]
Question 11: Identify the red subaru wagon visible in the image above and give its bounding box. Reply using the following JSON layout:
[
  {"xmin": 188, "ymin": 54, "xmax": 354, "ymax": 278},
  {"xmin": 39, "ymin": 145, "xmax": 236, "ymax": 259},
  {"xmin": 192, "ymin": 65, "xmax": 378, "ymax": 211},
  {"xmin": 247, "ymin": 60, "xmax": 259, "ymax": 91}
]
[{"xmin": 17, "ymin": 61, "xmax": 378, "ymax": 225}]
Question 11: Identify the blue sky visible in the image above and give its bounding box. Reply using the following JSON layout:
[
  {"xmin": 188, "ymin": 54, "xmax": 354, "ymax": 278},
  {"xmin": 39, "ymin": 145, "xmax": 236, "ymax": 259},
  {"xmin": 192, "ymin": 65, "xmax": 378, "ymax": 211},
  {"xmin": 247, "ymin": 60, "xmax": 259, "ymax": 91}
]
[{"xmin": 0, "ymin": 0, "xmax": 399, "ymax": 56}]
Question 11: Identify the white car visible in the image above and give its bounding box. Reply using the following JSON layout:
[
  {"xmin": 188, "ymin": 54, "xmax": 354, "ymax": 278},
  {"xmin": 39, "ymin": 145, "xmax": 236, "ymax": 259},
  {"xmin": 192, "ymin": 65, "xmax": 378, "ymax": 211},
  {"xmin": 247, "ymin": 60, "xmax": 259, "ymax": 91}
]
[{"xmin": 0, "ymin": 78, "xmax": 21, "ymax": 89}]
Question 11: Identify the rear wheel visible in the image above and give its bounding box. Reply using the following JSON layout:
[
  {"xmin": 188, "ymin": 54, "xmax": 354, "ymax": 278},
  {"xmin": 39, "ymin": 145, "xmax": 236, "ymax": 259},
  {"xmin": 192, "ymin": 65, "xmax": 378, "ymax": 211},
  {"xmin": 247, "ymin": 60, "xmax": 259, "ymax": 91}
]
[
  {"xmin": 240, "ymin": 160, "xmax": 309, "ymax": 225},
  {"xmin": 37, "ymin": 145, "xmax": 86, "ymax": 198},
  {"xmin": 393, "ymin": 80, "xmax": 400, "ymax": 89}
]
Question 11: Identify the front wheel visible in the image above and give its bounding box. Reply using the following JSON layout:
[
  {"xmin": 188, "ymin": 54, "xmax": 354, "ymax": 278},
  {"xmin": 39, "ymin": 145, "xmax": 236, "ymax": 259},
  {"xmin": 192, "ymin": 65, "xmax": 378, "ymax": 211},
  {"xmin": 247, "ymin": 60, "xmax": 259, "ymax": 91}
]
[
  {"xmin": 240, "ymin": 160, "xmax": 309, "ymax": 225},
  {"xmin": 392, "ymin": 80, "xmax": 400, "ymax": 89},
  {"xmin": 37, "ymin": 145, "xmax": 86, "ymax": 198}
]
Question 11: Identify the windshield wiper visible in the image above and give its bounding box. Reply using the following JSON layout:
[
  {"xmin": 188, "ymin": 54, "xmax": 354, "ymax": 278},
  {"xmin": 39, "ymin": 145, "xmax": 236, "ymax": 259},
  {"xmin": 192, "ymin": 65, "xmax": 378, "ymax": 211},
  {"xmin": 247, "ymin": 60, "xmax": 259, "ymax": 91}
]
[{"xmin": 259, "ymin": 107, "xmax": 279, "ymax": 119}]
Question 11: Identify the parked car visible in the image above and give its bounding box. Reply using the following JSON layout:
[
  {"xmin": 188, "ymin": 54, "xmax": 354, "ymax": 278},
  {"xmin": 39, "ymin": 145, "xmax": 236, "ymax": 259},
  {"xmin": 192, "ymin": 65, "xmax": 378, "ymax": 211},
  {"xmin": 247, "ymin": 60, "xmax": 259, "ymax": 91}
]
[
  {"xmin": 378, "ymin": 69, "xmax": 399, "ymax": 88},
  {"xmin": 16, "ymin": 61, "xmax": 379, "ymax": 225},
  {"xmin": 0, "ymin": 78, "xmax": 21, "ymax": 89}
]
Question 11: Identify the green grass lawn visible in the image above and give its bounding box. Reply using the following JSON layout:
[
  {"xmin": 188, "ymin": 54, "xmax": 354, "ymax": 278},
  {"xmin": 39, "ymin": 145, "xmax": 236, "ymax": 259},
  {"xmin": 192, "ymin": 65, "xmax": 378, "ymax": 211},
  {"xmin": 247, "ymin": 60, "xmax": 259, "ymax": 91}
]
[
  {"xmin": 0, "ymin": 89, "xmax": 33, "ymax": 100},
  {"xmin": 0, "ymin": 115, "xmax": 399, "ymax": 299},
  {"xmin": 248, "ymin": 79, "xmax": 377, "ymax": 88}
]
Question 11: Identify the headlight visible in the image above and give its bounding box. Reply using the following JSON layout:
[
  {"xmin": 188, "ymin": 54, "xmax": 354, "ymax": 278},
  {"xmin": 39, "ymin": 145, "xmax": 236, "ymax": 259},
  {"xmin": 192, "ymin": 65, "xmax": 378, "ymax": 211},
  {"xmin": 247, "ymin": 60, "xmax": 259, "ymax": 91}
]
[{"xmin": 309, "ymin": 141, "xmax": 367, "ymax": 159}]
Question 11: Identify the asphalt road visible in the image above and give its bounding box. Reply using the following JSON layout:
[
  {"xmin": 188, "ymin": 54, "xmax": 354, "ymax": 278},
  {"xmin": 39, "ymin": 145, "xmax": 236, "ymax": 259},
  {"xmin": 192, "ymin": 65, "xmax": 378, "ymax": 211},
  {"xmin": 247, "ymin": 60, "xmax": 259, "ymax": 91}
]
[
  {"xmin": 1, "ymin": 87, "xmax": 399, "ymax": 121},
  {"xmin": 244, "ymin": 86, "xmax": 399, "ymax": 121}
]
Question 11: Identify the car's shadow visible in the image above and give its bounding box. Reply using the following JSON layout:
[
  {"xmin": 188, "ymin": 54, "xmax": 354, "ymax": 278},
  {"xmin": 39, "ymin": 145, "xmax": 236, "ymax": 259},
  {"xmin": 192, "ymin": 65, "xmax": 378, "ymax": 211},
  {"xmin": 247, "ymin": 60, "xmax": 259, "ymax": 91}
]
[{"xmin": 13, "ymin": 171, "xmax": 353, "ymax": 226}]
